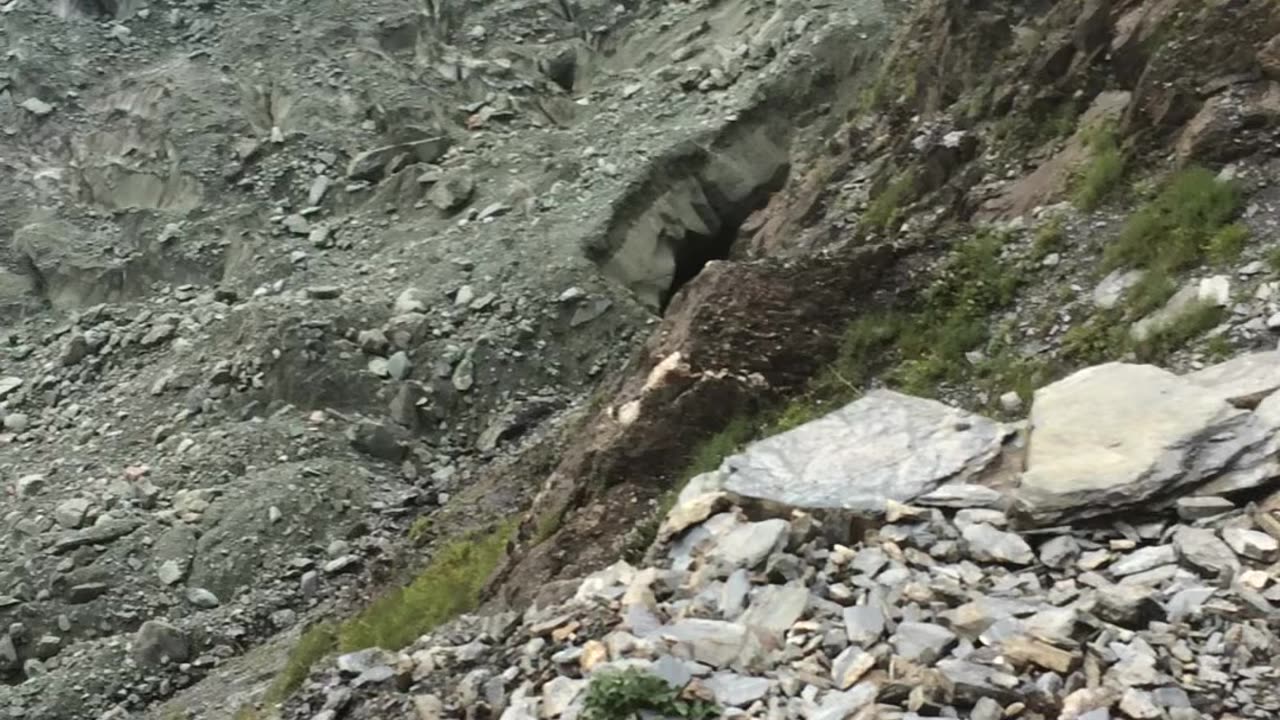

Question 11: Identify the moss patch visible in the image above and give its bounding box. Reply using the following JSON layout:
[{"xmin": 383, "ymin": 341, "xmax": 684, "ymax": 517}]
[
  {"xmin": 338, "ymin": 521, "xmax": 515, "ymax": 653},
  {"xmin": 1072, "ymin": 125, "xmax": 1126, "ymax": 210}
]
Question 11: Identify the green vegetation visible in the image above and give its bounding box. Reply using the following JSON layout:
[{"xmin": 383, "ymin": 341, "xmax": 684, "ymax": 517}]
[
  {"xmin": 1204, "ymin": 333, "xmax": 1234, "ymax": 362},
  {"xmin": 1269, "ymin": 246, "xmax": 1280, "ymax": 274},
  {"xmin": 265, "ymin": 622, "xmax": 338, "ymax": 706},
  {"xmin": 582, "ymin": 668, "xmax": 719, "ymax": 720},
  {"xmin": 1072, "ymin": 125, "xmax": 1125, "ymax": 210},
  {"xmin": 1060, "ymin": 310, "xmax": 1128, "ymax": 365},
  {"xmin": 339, "ymin": 521, "xmax": 515, "ymax": 652},
  {"xmin": 863, "ymin": 171, "xmax": 917, "ymax": 233},
  {"xmin": 1030, "ymin": 217, "xmax": 1066, "ymax": 261},
  {"xmin": 408, "ymin": 515, "xmax": 434, "ymax": 545},
  {"xmin": 1123, "ymin": 268, "xmax": 1176, "ymax": 318},
  {"xmin": 1206, "ymin": 223, "xmax": 1249, "ymax": 266},
  {"xmin": 1103, "ymin": 166, "xmax": 1241, "ymax": 273},
  {"xmin": 1132, "ymin": 302, "xmax": 1225, "ymax": 363}
]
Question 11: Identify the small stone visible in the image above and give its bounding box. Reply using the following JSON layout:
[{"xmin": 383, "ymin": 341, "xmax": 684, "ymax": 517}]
[
  {"xmin": 831, "ymin": 647, "xmax": 876, "ymax": 689},
  {"xmin": 1109, "ymin": 545, "xmax": 1177, "ymax": 577},
  {"xmin": 306, "ymin": 285, "xmax": 343, "ymax": 299},
  {"xmin": 1119, "ymin": 688, "xmax": 1162, "ymax": 719},
  {"xmin": 706, "ymin": 519, "xmax": 789, "ymax": 570},
  {"xmin": 387, "ymin": 351, "xmax": 412, "ymax": 381},
  {"xmin": 1175, "ymin": 496, "xmax": 1234, "ymax": 520},
  {"xmin": 703, "ymin": 673, "xmax": 771, "ymax": 707},
  {"xmin": 891, "ymin": 622, "xmax": 957, "ymax": 664},
  {"xmin": 1038, "ymin": 535, "xmax": 1081, "ymax": 569},
  {"xmin": 843, "ymin": 605, "xmax": 885, "ymax": 646},
  {"xmin": 3, "ymin": 413, "xmax": 29, "ymax": 432},
  {"xmin": 157, "ymin": 560, "xmax": 185, "ymax": 586},
  {"xmin": 971, "ymin": 697, "xmax": 1003, "ymax": 720},
  {"xmin": 999, "ymin": 391, "xmax": 1023, "ymax": 413},
  {"xmin": 539, "ymin": 676, "xmax": 586, "ymax": 717},
  {"xmin": 962, "ymin": 523, "xmax": 1034, "ymax": 565},
  {"xmin": 1173, "ymin": 526, "xmax": 1240, "ymax": 577},
  {"xmin": 186, "ymin": 588, "xmax": 220, "ymax": 609},
  {"xmin": 1222, "ymin": 527, "xmax": 1279, "ymax": 561},
  {"xmin": 132, "ymin": 621, "xmax": 190, "ymax": 666},
  {"xmin": 20, "ymin": 97, "xmax": 53, "ymax": 116},
  {"xmin": 54, "ymin": 498, "xmax": 91, "ymax": 529},
  {"xmin": 15, "ymin": 474, "xmax": 45, "ymax": 497}
]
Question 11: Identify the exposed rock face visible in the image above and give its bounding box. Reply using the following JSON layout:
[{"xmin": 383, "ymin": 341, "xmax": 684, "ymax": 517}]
[
  {"xmin": 717, "ymin": 390, "xmax": 1009, "ymax": 513},
  {"xmin": 1016, "ymin": 363, "xmax": 1273, "ymax": 524}
]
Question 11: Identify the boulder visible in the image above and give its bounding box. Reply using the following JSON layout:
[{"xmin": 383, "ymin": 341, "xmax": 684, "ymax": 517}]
[
  {"xmin": 132, "ymin": 621, "xmax": 190, "ymax": 667},
  {"xmin": 721, "ymin": 390, "xmax": 1008, "ymax": 513},
  {"xmin": 1015, "ymin": 363, "xmax": 1268, "ymax": 524}
]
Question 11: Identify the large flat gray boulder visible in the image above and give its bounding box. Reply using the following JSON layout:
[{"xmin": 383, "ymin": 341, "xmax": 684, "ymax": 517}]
[
  {"xmin": 1015, "ymin": 363, "xmax": 1268, "ymax": 524},
  {"xmin": 721, "ymin": 390, "xmax": 1008, "ymax": 513}
]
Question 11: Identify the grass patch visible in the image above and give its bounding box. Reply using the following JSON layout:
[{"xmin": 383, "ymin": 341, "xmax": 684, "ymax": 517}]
[
  {"xmin": 337, "ymin": 520, "xmax": 515, "ymax": 653},
  {"xmin": 408, "ymin": 515, "xmax": 434, "ymax": 546},
  {"xmin": 863, "ymin": 170, "xmax": 917, "ymax": 233},
  {"xmin": 1205, "ymin": 223, "xmax": 1249, "ymax": 266},
  {"xmin": 1103, "ymin": 166, "xmax": 1241, "ymax": 273},
  {"xmin": 264, "ymin": 622, "xmax": 338, "ymax": 707},
  {"xmin": 1269, "ymin": 246, "xmax": 1280, "ymax": 274},
  {"xmin": 1072, "ymin": 125, "xmax": 1125, "ymax": 211},
  {"xmin": 583, "ymin": 668, "xmax": 719, "ymax": 720},
  {"xmin": 1030, "ymin": 217, "xmax": 1066, "ymax": 261},
  {"xmin": 1060, "ymin": 309, "xmax": 1129, "ymax": 365},
  {"xmin": 1132, "ymin": 302, "xmax": 1225, "ymax": 363},
  {"xmin": 1123, "ymin": 268, "xmax": 1176, "ymax": 318},
  {"xmin": 1204, "ymin": 333, "xmax": 1233, "ymax": 362}
]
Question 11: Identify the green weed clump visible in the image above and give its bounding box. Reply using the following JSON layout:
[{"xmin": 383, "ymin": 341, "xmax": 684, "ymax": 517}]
[
  {"xmin": 1103, "ymin": 167, "xmax": 1241, "ymax": 273},
  {"xmin": 1072, "ymin": 125, "xmax": 1126, "ymax": 210},
  {"xmin": 265, "ymin": 622, "xmax": 338, "ymax": 706},
  {"xmin": 1205, "ymin": 223, "xmax": 1249, "ymax": 266},
  {"xmin": 1031, "ymin": 217, "xmax": 1066, "ymax": 260},
  {"xmin": 863, "ymin": 171, "xmax": 917, "ymax": 233},
  {"xmin": 582, "ymin": 669, "xmax": 719, "ymax": 720},
  {"xmin": 338, "ymin": 521, "xmax": 515, "ymax": 652},
  {"xmin": 1132, "ymin": 302, "xmax": 1225, "ymax": 363}
]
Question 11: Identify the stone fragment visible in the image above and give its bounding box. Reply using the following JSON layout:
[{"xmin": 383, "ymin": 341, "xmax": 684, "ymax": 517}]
[
  {"xmin": 661, "ymin": 619, "xmax": 754, "ymax": 668},
  {"xmin": 706, "ymin": 519, "xmax": 789, "ymax": 570},
  {"xmin": 54, "ymin": 498, "xmax": 91, "ymax": 529},
  {"xmin": 843, "ymin": 605, "xmax": 885, "ymax": 646},
  {"xmin": 539, "ymin": 676, "xmax": 586, "ymax": 717},
  {"xmin": 702, "ymin": 673, "xmax": 770, "ymax": 707},
  {"xmin": 1109, "ymin": 545, "xmax": 1176, "ymax": 577},
  {"xmin": 186, "ymin": 588, "xmax": 220, "ymax": 608},
  {"xmin": 723, "ymin": 390, "xmax": 1007, "ymax": 512},
  {"xmin": 1175, "ymin": 496, "xmax": 1234, "ymax": 520},
  {"xmin": 1001, "ymin": 636, "xmax": 1079, "ymax": 673},
  {"xmin": 831, "ymin": 647, "xmax": 876, "ymax": 689},
  {"xmin": 962, "ymin": 523, "xmax": 1034, "ymax": 564},
  {"xmin": 1173, "ymin": 526, "xmax": 1240, "ymax": 577},
  {"xmin": 132, "ymin": 621, "xmax": 190, "ymax": 666},
  {"xmin": 1016, "ymin": 363, "xmax": 1266, "ymax": 524},
  {"xmin": 916, "ymin": 484, "xmax": 1005, "ymax": 509},
  {"xmin": 1093, "ymin": 269, "xmax": 1144, "ymax": 310},
  {"xmin": 738, "ymin": 582, "xmax": 808, "ymax": 641},
  {"xmin": 1222, "ymin": 527, "xmax": 1278, "ymax": 561},
  {"xmin": 1038, "ymin": 535, "xmax": 1081, "ymax": 569},
  {"xmin": 1119, "ymin": 688, "xmax": 1162, "ymax": 719},
  {"xmin": 890, "ymin": 622, "xmax": 957, "ymax": 664}
]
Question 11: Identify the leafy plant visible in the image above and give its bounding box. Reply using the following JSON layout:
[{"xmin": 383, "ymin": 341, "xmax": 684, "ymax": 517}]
[
  {"xmin": 582, "ymin": 669, "xmax": 718, "ymax": 720},
  {"xmin": 1072, "ymin": 125, "xmax": 1126, "ymax": 210},
  {"xmin": 1103, "ymin": 167, "xmax": 1241, "ymax": 273}
]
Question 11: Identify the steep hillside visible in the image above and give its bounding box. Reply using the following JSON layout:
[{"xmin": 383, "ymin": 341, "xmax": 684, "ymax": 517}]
[{"xmin": 0, "ymin": 0, "xmax": 1279, "ymax": 718}]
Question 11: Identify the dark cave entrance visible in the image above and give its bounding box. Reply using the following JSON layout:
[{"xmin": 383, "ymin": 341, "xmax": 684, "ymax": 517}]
[{"xmin": 657, "ymin": 165, "xmax": 789, "ymax": 314}]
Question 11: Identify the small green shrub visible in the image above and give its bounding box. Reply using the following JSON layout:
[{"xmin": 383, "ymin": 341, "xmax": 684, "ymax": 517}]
[
  {"xmin": 1205, "ymin": 223, "xmax": 1249, "ymax": 266},
  {"xmin": 1268, "ymin": 246, "xmax": 1280, "ymax": 274},
  {"xmin": 1123, "ymin": 268, "xmax": 1176, "ymax": 318},
  {"xmin": 863, "ymin": 171, "xmax": 917, "ymax": 233},
  {"xmin": 338, "ymin": 521, "xmax": 515, "ymax": 652},
  {"xmin": 1031, "ymin": 217, "xmax": 1066, "ymax": 260},
  {"xmin": 582, "ymin": 669, "xmax": 719, "ymax": 720},
  {"xmin": 265, "ymin": 623, "xmax": 338, "ymax": 706},
  {"xmin": 1060, "ymin": 310, "xmax": 1129, "ymax": 365},
  {"xmin": 1103, "ymin": 167, "xmax": 1241, "ymax": 273},
  {"xmin": 1072, "ymin": 126, "xmax": 1126, "ymax": 210},
  {"xmin": 1204, "ymin": 334, "xmax": 1233, "ymax": 362},
  {"xmin": 1133, "ymin": 302, "xmax": 1225, "ymax": 363}
]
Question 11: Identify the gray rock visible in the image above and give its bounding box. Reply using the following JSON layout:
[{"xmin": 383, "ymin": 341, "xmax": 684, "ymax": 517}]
[
  {"xmin": 1222, "ymin": 527, "xmax": 1279, "ymax": 561},
  {"xmin": 703, "ymin": 672, "xmax": 770, "ymax": 707},
  {"xmin": 810, "ymin": 681, "xmax": 878, "ymax": 720},
  {"xmin": 891, "ymin": 622, "xmax": 957, "ymax": 664},
  {"xmin": 157, "ymin": 560, "xmax": 185, "ymax": 586},
  {"xmin": 1173, "ymin": 526, "xmax": 1240, "ymax": 577},
  {"xmin": 51, "ymin": 518, "xmax": 143, "ymax": 554},
  {"xmin": 972, "ymin": 697, "xmax": 1004, "ymax": 720},
  {"xmin": 916, "ymin": 483, "xmax": 1006, "ymax": 509},
  {"xmin": 387, "ymin": 351, "xmax": 412, "ymax": 381},
  {"xmin": 1093, "ymin": 269, "xmax": 1144, "ymax": 310},
  {"xmin": 306, "ymin": 285, "xmax": 342, "ymax": 300},
  {"xmin": 1109, "ymin": 545, "xmax": 1177, "ymax": 577},
  {"xmin": 738, "ymin": 583, "xmax": 808, "ymax": 641},
  {"xmin": 661, "ymin": 619, "xmax": 755, "ymax": 668},
  {"xmin": 1184, "ymin": 350, "xmax": 1280, "ymax": 407},
  {"xmin": 962, "ymin": 523, "xmax": 1034, "ymax": 564},
  {"xmin": 428, "ymin": 173, "xmax": 475, "ymax": 212},
  {"xmin": 706, "ymin": 519, "xmax": 789, "ymax": 570},
  {"xmin": 1016, "ymin": 363, "xmax": 1267, "ymax": 524},
  {"xmin": 0, "ymin": 376, "xmax": 23, "ymax": 400},
  {"xmin": 15, "ymin": 474, "xmax": 45, "ymax": 497},
  {"xmin": 3, "ymin": 413, "xmax": 29, "ymax": 432},
  {"xmin": 53, "ymin": 498, "xmax": 91, "ymax": 529},
  {"xmin": 1038, "ymin": 535, "xmax": 1081, "ymax": 569},
  {"xmin": 20, "ymin": 97, "xmax": 54, "ymax": 116},
  {"xmin": 843, "ymin": 604, "xmax": 885, "ymax": 646},
  {"xmin": 1119, "ymin": 688, "xmax": 1162, "ymax": 719},
  {"xmin": 723, "ymin": 390, "xmax": 1008, "ymax": 512},
  {"xmin": 132, "ymin": 621, "xmax": 190, "ymax": 666},
  {"xmin": 186, "ymin": 588, "xmax": 221, "ymax": 608},
  {"xmin": 649, "ymin": 655, "xmax": 693, "ymax": 688},
  {"xmin": 1175, "ymin": 496, "xmax": 1235, "ymax": 520},
  {"xmin": 347, "ymin": 137, "xmax": 451, "ymax": 181},
  {"xmin": 1095, "ymin": 584, "xmax": 1162, "ymax": 627},
  {"xmin": 539, "ymin": 676, "xmax": 586, "ymax": 717},
  {"xmin": 831, "ymin": 647, "xmax": 876, "ymax": 689}
]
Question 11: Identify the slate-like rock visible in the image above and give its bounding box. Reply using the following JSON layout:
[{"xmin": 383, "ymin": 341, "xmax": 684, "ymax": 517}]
[
  {"xmin": 132, "ymin": 621, "xmax": 190, "ymax": 667},
  {"xmin": 722, "ymin": 390, "xmax": 1008, "ymax": 512},
  {"xmin": 962, "ymin": 523, "xmax": 1034, "ymax": 564},
  {"xmin": 1185, "ymin": 351, "xmax": 1280, "ymax": 408},
  {"xmin": 890, "ymin": 622, "xmax": 957, "ymax": 664},
  {"xmin": 1173, "ymin": 526, "xmax": 1240, "ymax": 577},
  {"xmin": 706, "ymin": 519, "xmax": 789, "ymax": 570},
  {"xmin": 1015, "ymin": 363, "xmax": 1266, "ymax": 524},
  {"xmin": 1222, "ymin": 527, "xmax": 1279, "ymax": 561},
  {"xmin": 1109, "ymin": 545, "xmax": 1177, "ymax": 577}
]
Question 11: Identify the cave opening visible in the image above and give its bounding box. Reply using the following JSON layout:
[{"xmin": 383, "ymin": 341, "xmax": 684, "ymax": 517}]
[{"xmin": 657, "ymin": 167, "xmax": 788, "ymax": 314}]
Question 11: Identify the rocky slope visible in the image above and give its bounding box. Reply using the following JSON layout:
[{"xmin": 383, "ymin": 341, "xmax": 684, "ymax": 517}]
[{"xmin": 3, "ymin": 0, "xmax": 1280, "ymax": 717}]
